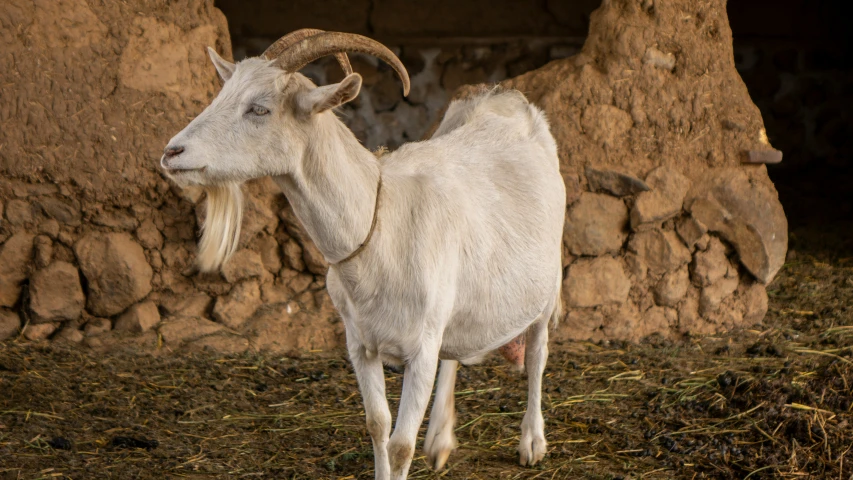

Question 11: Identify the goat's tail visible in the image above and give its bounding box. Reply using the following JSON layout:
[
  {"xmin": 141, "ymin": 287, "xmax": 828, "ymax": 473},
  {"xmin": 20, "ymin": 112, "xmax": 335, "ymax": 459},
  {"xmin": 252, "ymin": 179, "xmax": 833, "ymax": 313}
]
[
  {"xmin": 550, "ymin": 266, "xmax": 563, "ymax": 330},
  {"xmin": 525, "ymin": 103, "xmax": 560, "ymax": 169},
  {"xmin": 197, "ymin": 183, "xmax": 243, "ymax": 273}
]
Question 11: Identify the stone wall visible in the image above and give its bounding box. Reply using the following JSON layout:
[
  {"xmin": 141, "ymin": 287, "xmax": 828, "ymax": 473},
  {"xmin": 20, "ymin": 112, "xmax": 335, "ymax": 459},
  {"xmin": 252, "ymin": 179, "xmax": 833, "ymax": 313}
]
[
  {"xmin": 0, "ymin": 0, "xmax": 343, "ymax": 353},
  {"xmin": 1, "ymin": 0, "xmax": 788, "ymax": 352},
  {"xmin": 495, "ymin": 0, "xmax": 787, "ymax": 342}
]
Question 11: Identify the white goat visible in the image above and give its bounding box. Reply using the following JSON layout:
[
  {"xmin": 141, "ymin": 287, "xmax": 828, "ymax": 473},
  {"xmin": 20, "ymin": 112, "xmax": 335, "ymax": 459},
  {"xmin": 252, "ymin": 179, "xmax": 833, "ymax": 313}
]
[{"xmin": 161, "ymin": 30, "xmax": 565, "ymax": 479}]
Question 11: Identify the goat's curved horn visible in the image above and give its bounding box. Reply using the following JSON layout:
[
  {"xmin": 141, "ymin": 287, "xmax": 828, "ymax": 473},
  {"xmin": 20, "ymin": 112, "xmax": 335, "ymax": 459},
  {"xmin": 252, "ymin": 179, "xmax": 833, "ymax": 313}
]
[
  {"xmin": 275, "ymin": 32, "xmax": 410, "ymax": 96},
  {"xmin": 262, "ymin": 29, "xmax": 352, "ymax": 75}
]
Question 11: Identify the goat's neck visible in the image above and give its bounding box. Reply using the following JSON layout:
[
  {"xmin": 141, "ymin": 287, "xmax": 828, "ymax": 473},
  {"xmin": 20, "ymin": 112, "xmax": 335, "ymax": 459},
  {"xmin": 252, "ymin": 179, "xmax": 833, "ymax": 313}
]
[{"xmin": 273, "ymin": 113, "xmax": 379, "ymax": 264}]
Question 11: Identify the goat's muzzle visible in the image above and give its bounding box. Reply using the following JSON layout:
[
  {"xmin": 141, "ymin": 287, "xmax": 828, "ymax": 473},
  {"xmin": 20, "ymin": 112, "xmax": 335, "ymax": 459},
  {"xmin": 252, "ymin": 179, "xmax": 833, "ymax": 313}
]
[{"xmin": 163, "ymin": 145, "xmax": 184, "ymax": 158}]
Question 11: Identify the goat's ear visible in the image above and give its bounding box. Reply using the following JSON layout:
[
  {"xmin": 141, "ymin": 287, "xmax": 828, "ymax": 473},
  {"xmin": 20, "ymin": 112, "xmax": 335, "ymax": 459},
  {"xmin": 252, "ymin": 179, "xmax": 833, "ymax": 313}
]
[
  {"xmin": 207, "ymin": 47, "xmax": 235, "ymax": 82},
  {"xmin": 296, "ymin": 73, "xmax": 362, "ymax": 115}
]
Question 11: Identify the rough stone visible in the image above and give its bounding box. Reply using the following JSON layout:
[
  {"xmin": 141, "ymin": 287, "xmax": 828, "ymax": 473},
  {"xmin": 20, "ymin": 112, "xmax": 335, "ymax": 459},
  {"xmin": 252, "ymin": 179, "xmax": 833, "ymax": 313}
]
[
  {"xmin": 700, "ymin": 276, "xmax": 739, "ymax": 317},
  {"xmin": 221, "ymin": 249, "xmax": 265, "ymax": 283},
  {"xmin": 245, "ymin": 306, "xmax": 295, "ymax": 353},
  {"xmin": 627, "ymin": 229, "xmax": 691, "ymax": 275},
  {"xmin": 287, "ymin": 273, "xmax": 314, "ymax": 294},
  {"xmin": 564, "ymin": 193, "xmax": 629, "ymax": 256},
  {"xmin": 302, "ymin": 241, "xmax": 329, "ymax": 275},
  {"xmin": 561, "ymin": 245, "xmax": 576, "ymax": 269},
  {"xmin": 695, "ymin": 234, "xmax": 711, "ymax": 251},
  {"xmin": 158, "ymin": 316, "xmax": 225, "ymax": 344},
  {"xmin": 371, "ymin": 74, "xmax": 404, "ymax": 111},
  {"xmin": 238, "ymin": 181, "xmax": 280, "ymax": 245},
  {"xmin": 253, "ymin": 235, "xmax": 282, "ymax": 273},
  {"xmin": 677, "ymin": 294, "xmax": 701, "ymax": 333},
  {"xmin": 691, "ymin": 237, "xmax": 730, "ymax": 287},
  {"xmin": 36, "ymin": 197, "xmax": 81, "ymax": 226},
  {"xmin": 585, "ymin": 166, "xmax": 650, "ymax": 196},
  {"xmin": 212, "ymin": 280, "xmax": 261, "ymax": 329},
  {"xmin": 246, "ymin": 304, "xmax": 342, "ymax": 353},
  {"xmin": 38, "ymin": 219, "xmax": 60, "ymax": 238},
  {"xmin": 115, "ymin": 301, "xmax": 161, "ymax": 333},
  {"xmin": 564, "ymin": 256, "xmax": 631, "ymax": 307},
  {"xmin": 83, "ymin": 330, "xmax": 159, "ymax": 352},
  {"xmin": 441, "ymin": 61, "xmax": 487, "ymax": 92},
  {"xmin": 135, "ymin": 219, "xmax": 164, "ymax": 250},
  {"xmin": 740, "ymin": 281, "xmax": 769, "ymax": 324},
  {"xmin": 654, "ymin": 266, "xmax": 689, "ymax": 307},
  {"xmin": 704, "ymin": 308, "xmax": 744, "ymax": 333},
  {"xmin": 0, "ymin": 309, "xmax": 21, "ymax": 340},
  {"xmin": 0, "ymin": 232, "xmax": 35, "ymax": 307},
  {"xmin": 297, "ymin": 290, "xmax": 317, "ymax": 310},
  {"xmin": 75, "ymin": 233, "xmax": 153, "ymax": 316},
  {"xmin": 23, "ymin": 322, "xmax": 58, "ymax": 341},
  {"xmin": 185, "ymin": 333, "xmax": 250, "ymax": 354},
  {"xmin": 279, "ymin": 205, "xmax": 329, "ymax": 275},
  {"xmin": 93, "ymin": 209, "xmax": 138, "ymax": 230},
  {"xmin": 563, "ymin": 172, "xmax": 582, "ymax": 205},
  {"xmin": 676, "ymin": 215, "xmax": 708, "ymax": 249},
  {"xmin": 56, "ymin": 326, "xmax": 84, "ymax": 343},
  {"xmin": 161, "ymin": 243, "xmax": 190, "ymax": 268},
  {"xmin": 282, "ymin": 239, "xmax": 305, "ymax": 271},
  {"xmin": 624, "ymin": 252, "xmax": 648, "ymax": 282},
  {"xmin": 261, "ymin": 280, "xmax": 294, "ymax": 304},
  {"xmin": 557, "ymin": 308, "xmax": 605, "ymax": 342},
  {"xmin": 639, "ymin": 306, "xmax": 677, "ymax": 340},
  {"xmin": 5, "ymin": 199, "xmax": 34, "ymax": 226},
  {"xmin": 631, "ymin": 166, "xmax": 692, "ymax": 229},
  {"xmin": 32, "ymin": 235, "xmax": 53, "ymax": 269},
  {"xmin": 29, "ymin": 261, "xmax": 85, "ymax": 323},
  {"xmin": 84, "ymin": 318, "xmax": 113, "ymax": 336},
  {"xmin": 160, "ymin": 293, "xmax": 212, "ymax": 318},
  {"xmin": 744, "ymin": 149, "xmax": 783, "ymax": 165},
  {"xmin": 685, "ymin": 168, "xmax": 788, "ymax": 284},
  {"xmin": 599, "ymin": 302, "xmax": 643, "ymax": 342}
]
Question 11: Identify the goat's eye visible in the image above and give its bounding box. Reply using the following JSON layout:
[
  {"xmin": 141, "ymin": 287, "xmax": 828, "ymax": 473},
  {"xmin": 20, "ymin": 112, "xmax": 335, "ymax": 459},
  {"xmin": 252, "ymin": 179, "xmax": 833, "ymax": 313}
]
[{"xmin": 250, "ymin": 105, "xmax": 270, "ymax": 116}]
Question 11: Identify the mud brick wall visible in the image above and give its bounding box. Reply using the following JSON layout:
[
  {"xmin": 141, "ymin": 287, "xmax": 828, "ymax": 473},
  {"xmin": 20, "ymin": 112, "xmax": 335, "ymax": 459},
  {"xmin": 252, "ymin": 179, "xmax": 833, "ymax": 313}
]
[{"xmin": 0, "ymin": 0, "xmax": 789, "ymax": 352}]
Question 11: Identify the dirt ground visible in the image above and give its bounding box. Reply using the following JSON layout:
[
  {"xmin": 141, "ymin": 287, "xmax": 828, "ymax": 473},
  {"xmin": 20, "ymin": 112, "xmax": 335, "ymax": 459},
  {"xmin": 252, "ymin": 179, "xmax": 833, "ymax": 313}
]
[{"xmin": 1, "ymin": 233, "xmax": 852, "ymax": 480}]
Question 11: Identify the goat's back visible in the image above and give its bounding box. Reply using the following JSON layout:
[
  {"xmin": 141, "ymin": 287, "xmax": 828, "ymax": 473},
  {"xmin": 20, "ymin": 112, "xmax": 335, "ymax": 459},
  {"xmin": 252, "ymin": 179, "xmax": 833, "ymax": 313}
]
[{"xmin": 431, "ymin": 87, "xmax": 558, "ymax": 159}]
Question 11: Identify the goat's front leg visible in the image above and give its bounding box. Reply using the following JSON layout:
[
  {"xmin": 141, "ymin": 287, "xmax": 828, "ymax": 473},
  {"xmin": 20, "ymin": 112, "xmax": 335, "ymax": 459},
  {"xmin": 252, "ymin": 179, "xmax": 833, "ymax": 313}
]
[
  {"xmin": 349, "ymin": 343, "xmax": 392, "ymax": 479},
  {"xmin": 388, "ymin": 348, "xmax": 440, "ymax": 479},
  {"xmin": 519, "ymin": 314, "xmax": 549, "ymax": 466}
]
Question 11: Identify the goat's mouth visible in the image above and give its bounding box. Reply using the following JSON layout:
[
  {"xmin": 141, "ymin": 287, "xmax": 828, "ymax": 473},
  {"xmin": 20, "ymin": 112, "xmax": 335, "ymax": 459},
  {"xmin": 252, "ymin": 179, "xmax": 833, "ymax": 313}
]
[
  {"xmin": 162, "ymin": 166, "xmax": 207, "ymax": 176},
  {"xmin": 161, "ymin": 165, "xmax": 208, "ymax": 187}
]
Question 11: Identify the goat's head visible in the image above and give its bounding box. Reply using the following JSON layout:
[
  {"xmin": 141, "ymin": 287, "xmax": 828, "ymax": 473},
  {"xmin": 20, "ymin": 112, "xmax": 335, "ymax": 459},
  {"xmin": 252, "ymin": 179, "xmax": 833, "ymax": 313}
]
[
  {"xmin": 161, "ymin": 29, "xmax": 409, "ymax": 186},
  {"xmin": 160, "ymin": 29, "xmax": 410, "ymax": 272}
]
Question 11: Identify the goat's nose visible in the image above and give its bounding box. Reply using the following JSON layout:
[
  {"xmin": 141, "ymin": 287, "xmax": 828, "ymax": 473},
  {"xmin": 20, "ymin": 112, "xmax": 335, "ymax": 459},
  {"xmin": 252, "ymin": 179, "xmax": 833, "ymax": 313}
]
[{"xmin": 164, "ymin": 145, "xmax": 185, "ymax": 158}]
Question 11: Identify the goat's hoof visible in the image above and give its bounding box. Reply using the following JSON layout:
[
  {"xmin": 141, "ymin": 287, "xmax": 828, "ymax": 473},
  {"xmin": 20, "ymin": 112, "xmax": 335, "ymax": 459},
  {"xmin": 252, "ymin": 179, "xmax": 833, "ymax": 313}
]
[
  {"xmin": 424, "ymin": 430, "xmax": 457, "ymax": 470},
  {"xmin": 518, "ymin": 415, "xmax": 547, "ymax": 466},
  {"xmin": 429, "ymin": 447, "xmax": 452, "ymax": 471},
  {"xmin": 518, "ymin": 435, "xmax": 547, "ymax": 466}
]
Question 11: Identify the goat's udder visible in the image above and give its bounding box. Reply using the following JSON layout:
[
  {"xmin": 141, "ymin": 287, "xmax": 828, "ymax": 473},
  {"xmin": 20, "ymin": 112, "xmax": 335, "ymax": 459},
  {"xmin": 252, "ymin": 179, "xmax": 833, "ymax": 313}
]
[{"xmin": 498, "ymin": 334, "xmax": 526, "ymax": 369}]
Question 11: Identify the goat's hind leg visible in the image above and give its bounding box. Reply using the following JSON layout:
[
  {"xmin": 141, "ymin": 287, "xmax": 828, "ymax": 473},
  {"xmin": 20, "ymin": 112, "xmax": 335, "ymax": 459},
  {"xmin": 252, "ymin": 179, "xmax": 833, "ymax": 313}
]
[
  {"xmin": 518, "ymin": 312, "xmax": 549, "ymax": 466},
  {"xmin": 424, "ymin": 359, "xmax": 458, "ymax": 470}
]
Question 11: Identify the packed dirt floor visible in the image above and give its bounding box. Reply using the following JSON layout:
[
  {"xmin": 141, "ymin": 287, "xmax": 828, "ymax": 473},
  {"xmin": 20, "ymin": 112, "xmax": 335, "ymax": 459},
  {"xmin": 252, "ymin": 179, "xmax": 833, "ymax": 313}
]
[{"xmin": 1, "ymin": 231, "xmax": 852, "ymax": 480}]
